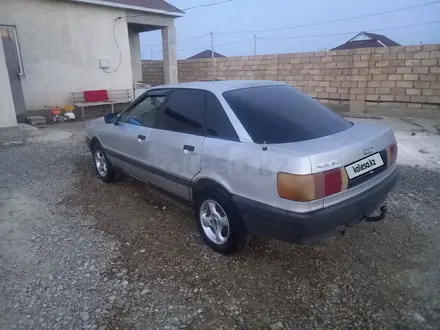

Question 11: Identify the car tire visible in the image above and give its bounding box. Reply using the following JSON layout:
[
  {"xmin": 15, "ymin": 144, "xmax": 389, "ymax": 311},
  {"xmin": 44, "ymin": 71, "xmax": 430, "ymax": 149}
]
[
  {"xmin": 195, "ymin": 190, "xmax": 250, "ymax": 255},
  {"xmin": 92, "ymin": 142, "xmax": 116, "ymax": 183}
]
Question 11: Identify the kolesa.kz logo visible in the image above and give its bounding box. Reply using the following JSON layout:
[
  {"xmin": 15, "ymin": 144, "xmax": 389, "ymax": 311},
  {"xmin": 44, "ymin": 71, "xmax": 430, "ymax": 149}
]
[{"xmin": 352, "ymin": 159, "xmax": 376, "ymax": 173}]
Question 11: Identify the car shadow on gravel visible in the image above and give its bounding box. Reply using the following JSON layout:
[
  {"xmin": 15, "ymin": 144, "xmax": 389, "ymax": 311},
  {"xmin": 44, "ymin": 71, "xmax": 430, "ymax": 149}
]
[{"xmin": 66, "ymin": 155, "xmax": 440, "ymax": 329}]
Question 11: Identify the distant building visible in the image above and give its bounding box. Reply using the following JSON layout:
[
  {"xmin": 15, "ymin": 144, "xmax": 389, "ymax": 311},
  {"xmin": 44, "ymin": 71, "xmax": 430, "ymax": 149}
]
[
  {"xmin": 187, "ymin": 50, "xmax": 226, "ymax": 59},
  {"xmin": 331, "ymin": 32, "xmax": 401, "ymax": 50}
]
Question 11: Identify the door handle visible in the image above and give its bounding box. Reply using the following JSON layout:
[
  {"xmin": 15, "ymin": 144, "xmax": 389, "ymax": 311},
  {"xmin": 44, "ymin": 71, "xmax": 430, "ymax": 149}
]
[
  {"xmin": 137, "ymin": 134, "xmax": 146, "ymax": 141},
  {"xmin": 183, "ymin": 145, "xmax": 195, "ymax": 152}
]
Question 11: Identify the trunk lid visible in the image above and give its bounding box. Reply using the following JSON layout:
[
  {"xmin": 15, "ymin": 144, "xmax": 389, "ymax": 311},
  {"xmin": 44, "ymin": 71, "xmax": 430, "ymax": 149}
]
[
  {"xmin": 271, "ymin": 121, "xmax": 396, "ymax": 186},
  {"xmin": 271, "ymin": 122, "xmax": 396, "ymax": 208},
  {"xmin": 272, "ymin": 122, "xmax": 395, "ymax": 172}
]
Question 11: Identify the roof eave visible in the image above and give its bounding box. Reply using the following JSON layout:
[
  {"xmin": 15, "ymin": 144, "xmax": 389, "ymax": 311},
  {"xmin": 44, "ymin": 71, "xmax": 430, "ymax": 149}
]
[
  {"xmin": 377, "ymin": 40, "xmax": 387, "ymax": 47},
  {"xmin": 71, "ymin": 0, "xmax": 184, "ymax": 17}
]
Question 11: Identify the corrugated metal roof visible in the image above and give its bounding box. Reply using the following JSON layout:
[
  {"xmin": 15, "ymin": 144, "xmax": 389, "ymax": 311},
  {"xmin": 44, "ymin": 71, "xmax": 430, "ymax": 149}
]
[
  {"xmin": 363, "ymin": 32, "xmax": 401, "ymax": 47},
  {"xmin": 331, "ymin": 40, "xmax": 384, "ymax": 50},
  {"xmin": 187, "ymin": 50, "xmax": 226, "ymax": 59},
  {"xmin": 331, "ymin": 32, "xmax": 401, "ymax": 50}
]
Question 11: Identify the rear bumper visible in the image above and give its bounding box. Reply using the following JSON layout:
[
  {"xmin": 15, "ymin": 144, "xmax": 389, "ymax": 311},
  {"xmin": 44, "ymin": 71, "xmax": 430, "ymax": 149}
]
[{"xmin": 233, "ymin": 167, "xmax": 398, "ymax": 245}]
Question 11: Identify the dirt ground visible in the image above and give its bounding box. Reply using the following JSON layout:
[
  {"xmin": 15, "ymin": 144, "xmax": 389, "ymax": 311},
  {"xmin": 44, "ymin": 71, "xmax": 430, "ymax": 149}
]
[
  {"xmin": 1, "ymin": 119, "xmax": 440, "ymax": 329},
  {"xmin": 69, "ymin": 156, "xmax": 440, "ymax": 330}
]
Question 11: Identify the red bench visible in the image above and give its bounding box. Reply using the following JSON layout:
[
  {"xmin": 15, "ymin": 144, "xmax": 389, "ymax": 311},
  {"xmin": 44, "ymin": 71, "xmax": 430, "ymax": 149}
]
[
  {"xmin": 70, "ymin": 89, "xmax": 133, "ymax": 120},
  {"xmin": 83, "ymin": 89, "xmax": 109, "ymax": 103}
]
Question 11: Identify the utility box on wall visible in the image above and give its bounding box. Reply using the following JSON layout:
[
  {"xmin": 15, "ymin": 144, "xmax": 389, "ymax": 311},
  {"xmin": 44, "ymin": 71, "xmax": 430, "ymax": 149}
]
[{"xmin": 99, "ymin": 59, "xmax": 110, "ymax": 69}]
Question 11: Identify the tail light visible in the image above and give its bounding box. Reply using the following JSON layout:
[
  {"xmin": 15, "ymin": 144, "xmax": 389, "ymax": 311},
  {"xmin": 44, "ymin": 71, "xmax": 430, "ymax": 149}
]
[
  {"xmin": 277, "ymin": 168, "xmax": 348, "ymax": 202},
  {"xmin": 387, "ymin": 143, "xmax": 398, "ymax": 166}
]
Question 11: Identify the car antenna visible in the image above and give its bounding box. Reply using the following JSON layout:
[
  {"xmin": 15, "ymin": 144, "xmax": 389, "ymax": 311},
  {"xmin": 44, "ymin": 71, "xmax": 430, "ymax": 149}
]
[{"xmin": 262, "ymin": 141, "xmax": 268, "ymax": 151}]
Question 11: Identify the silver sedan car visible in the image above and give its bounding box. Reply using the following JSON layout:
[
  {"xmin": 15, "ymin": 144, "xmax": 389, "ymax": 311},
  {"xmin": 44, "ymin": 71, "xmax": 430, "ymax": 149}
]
[{"xmin": 85, "ymin": 80, "xmax": 398, "ymax": 255}]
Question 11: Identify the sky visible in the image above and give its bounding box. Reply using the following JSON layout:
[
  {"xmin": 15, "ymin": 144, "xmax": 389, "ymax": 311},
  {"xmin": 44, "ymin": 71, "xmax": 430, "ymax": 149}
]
[{"xmin": 140, "ymin": 0, "xmax": 440, "ymax": 60}]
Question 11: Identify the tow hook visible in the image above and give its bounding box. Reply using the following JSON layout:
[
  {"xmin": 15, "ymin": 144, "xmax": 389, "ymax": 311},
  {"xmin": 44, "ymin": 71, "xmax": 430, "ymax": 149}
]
[{"xmin": 364, "ymin": 205, "xmax": 388, "ymax": 222}]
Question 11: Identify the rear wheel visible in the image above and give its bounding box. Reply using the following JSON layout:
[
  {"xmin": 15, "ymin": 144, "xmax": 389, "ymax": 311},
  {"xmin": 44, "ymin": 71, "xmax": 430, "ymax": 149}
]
[
  {"xmin": 195, "ymin": 190, "xmax": 249, "ymax": 255},
  {"xmin": 92, "ymin": 142, "xmax": 116, "ymax": 183}
]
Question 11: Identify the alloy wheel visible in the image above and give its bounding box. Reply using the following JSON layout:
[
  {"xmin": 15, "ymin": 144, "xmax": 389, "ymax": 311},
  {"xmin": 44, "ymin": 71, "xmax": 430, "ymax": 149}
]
[
  {"xmin": 199, "ymin": 199, "xmax": 230, "ymax": 245},
  {"xmin": 94, "ymin": 150, "xmax": 108, "ymax": 177}
]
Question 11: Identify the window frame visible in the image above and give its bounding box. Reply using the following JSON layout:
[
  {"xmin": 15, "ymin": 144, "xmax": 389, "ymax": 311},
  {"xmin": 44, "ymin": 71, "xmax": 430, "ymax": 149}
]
[
  {"xmin": 0, "ymin": 25, "xmax": 24, "ymax": 75},
  {"xmin": 204, "ymin": 91, "xmax": 240, "ymax": 142},
  {"xmin": 154, "ymin": 88, "xmax": 208, "ymax": 137},
  {"xmin": 117, "ymin": 89, "xmax": 170, "ymax": 127},
  {"xmin": 151, "ymin": 88, "xmax": 240, "ymax": 141}
]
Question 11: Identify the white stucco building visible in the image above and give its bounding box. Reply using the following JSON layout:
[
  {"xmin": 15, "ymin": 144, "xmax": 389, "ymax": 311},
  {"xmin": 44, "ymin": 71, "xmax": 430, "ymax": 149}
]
[{"xmin": 0, "ymin": 0, "xmax": 182, "ymax": 127}]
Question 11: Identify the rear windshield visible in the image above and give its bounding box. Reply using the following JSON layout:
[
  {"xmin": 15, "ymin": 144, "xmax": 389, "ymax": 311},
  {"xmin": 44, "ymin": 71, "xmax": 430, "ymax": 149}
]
[{"xmin": 223, "ymin": 85, "xmax": 352, "ymax": 144}]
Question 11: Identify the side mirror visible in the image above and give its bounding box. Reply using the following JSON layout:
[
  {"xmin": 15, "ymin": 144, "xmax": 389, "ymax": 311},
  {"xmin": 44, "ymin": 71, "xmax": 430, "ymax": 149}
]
[{"xmin": 104, "ymin": 113, "xmax": 118, "ymax": 124}]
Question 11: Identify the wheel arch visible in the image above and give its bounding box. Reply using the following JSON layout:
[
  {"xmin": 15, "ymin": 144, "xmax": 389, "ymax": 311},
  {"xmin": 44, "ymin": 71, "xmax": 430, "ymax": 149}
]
[
  {"xmin": 90, "ymin": 136, "xmax": 101, "ymax": 150},
  {"xmin": 190, "ymin": 178, "xmax": 232, "ymax": 202}
]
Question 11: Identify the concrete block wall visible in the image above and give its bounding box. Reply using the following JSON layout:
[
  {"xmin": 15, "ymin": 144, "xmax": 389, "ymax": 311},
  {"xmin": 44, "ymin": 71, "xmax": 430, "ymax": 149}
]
[
  {"xmin": 142, "ymin": 44, "xmax": 440, "ymax": 116},
  {"xmin": 142, "ymin": 60, "xmax": 165, "ymax": 86}
]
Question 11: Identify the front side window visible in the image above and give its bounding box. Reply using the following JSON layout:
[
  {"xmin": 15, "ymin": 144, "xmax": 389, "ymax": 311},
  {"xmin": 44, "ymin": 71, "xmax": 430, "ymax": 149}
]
[
  {"xmin": 118, "ymin": 95, "xmax": 166, "ymax": 127},
  {"xmin": 223, "ymin": 85, "xmax": 352, "ymax": 144},
  {"xmin": 155, "ymin": 89, "xmax": 205, "ymax": 135},
  {"xmin": 0, "ymin": 25, "xmax": 24, "ymax": 75}
]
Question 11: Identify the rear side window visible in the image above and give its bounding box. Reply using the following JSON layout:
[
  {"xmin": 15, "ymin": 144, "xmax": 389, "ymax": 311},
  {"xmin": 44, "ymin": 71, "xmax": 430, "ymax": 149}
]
[
  {"xmin": 206, "ymin": 92, "xmax": 239, "ymax": 141},
  {"xmin": 223, "ymin": 85, "xmax": 352, "ymax": 144},
  {"xmin": 156, "ymin": 89, "xmax": 205, "ymax": 135}
]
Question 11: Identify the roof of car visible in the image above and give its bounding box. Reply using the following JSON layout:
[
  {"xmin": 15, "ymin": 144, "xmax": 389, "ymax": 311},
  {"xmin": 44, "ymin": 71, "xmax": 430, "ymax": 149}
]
[{"xmin": 150, "ymin": 80, "xmax": 286, "ymax": 93}]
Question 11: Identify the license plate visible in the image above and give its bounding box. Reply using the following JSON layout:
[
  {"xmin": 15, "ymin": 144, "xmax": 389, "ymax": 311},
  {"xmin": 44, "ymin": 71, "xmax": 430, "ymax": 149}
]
[{"xmin": 345, "ymin": 153, "xmax": 384, "ymax": 179}]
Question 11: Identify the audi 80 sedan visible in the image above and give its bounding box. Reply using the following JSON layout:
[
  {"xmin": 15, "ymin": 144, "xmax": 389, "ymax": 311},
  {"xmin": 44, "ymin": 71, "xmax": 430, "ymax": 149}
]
[{"xmin": 85, "ymin": 80, "xmax": 398, "ymax": 254}]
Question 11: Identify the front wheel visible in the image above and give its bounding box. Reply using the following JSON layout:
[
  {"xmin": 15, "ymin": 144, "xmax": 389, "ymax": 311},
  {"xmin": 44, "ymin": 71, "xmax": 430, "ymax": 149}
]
[
  {"xmin": 195, "ymin": 190, "xmax": 250, "ymax": 255},
  {"xmin": 92, "ymin": 143, "xmax": 116, "ymax": 183}
]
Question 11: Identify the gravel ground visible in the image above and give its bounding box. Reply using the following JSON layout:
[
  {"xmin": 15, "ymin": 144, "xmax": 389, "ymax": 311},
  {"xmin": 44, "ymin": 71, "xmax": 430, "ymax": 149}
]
[{"xmin": 1, "ymin": 122, "xmax": 440, "ymax": 329}]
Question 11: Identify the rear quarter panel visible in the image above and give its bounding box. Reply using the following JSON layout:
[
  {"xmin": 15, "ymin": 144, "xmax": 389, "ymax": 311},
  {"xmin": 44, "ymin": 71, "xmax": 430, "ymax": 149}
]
[
  {"xmin": 270, "ymin": 122, "xmax": 397, "ymax": 208},
  {"xmin": 194, "ymin": 138, "xmax": 320, "ymax": 213},
  {"xmin": 195, "ymin": 122, "xmax": 397, "ymax": 214}
]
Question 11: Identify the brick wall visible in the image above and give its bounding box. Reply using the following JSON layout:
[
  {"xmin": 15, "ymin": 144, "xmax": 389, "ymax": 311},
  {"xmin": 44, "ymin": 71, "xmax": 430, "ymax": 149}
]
[
  {"xmin": 142, "ymin": 44, "xmax": 440, "ymax": 116},
  {"xmin": 142, "ymin": 60, "xmax": 164, "ymax": 87}
]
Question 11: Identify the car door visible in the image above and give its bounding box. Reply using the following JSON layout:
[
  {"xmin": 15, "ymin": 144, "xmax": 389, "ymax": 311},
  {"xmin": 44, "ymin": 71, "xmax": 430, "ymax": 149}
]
[
  {"xmin": 99, "ymin": 91, "xmax": 168, "ymax": 181},
  {"xmin": 147, "ymin": 89, "xmax": 207, "ymax": 200}
]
